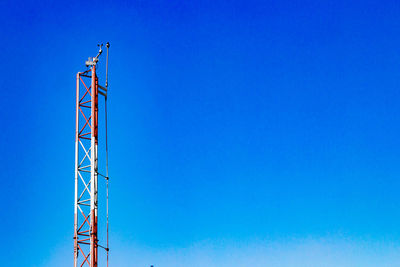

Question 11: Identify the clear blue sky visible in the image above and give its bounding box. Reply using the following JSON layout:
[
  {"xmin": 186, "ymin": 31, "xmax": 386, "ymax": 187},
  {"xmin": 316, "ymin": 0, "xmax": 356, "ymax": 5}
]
[{"xmin": 2, "ymin": 0, "xmax": 400, "ymax": 266}]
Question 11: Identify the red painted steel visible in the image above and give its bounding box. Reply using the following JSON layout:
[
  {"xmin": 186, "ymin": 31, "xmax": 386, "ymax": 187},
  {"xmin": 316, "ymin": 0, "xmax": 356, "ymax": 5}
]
[{"xmin": 90, "ymin": 65, "xmax": 98, "ymax": 267}]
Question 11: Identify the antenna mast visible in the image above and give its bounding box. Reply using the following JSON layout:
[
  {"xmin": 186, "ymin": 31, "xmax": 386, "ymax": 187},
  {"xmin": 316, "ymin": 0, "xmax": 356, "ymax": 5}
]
[{"xmin": 74, "ymin": 43, "xmax": 110, "ymax": 267}]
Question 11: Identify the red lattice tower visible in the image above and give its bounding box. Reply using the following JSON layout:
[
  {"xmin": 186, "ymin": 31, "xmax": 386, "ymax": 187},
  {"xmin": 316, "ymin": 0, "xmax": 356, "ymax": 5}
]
[{"xmin": 74, "ymin": 43, "xmax": 110, "ymax": 267}]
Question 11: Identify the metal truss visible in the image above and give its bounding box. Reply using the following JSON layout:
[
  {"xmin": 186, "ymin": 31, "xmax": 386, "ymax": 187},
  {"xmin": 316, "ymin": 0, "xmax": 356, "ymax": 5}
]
[
  {"xmin": 74, "ymin": 66, "xmax": 99, "ymax": 267},
  {"xmin": 74, "ymin": 43, "xmax": 109, "ymax": 267}
]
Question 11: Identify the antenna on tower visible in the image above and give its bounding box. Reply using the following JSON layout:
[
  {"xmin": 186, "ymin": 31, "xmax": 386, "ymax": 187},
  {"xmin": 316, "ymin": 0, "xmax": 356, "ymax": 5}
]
[
  {"xmin": 85, "ymin": 44, "xmax": 103, "ymax": 67},
  {"xmin": 105, "ymin": 42, "xmax": 110, "ymax": 89}
]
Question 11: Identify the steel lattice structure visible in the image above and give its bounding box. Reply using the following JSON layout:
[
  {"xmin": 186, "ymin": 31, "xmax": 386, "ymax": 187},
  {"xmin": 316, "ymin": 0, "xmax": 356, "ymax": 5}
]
[{"xmin": 74, "ymin": 44, "xmax": 109, "ymax": 267}]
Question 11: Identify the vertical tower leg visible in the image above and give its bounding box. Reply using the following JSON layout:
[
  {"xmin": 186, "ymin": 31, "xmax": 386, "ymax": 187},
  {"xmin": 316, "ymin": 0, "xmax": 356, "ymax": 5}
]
[
  {"xmin": 90, "ymin": 65, "xmax": 98, "ymax": 267},
  {"xmin": 74, "ymin": 73, "xmax": 79, "ymax": 267}
]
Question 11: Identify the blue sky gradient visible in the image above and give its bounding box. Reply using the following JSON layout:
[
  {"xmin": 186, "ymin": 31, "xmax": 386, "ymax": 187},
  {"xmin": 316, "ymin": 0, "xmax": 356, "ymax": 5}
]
[{"xmin": 2, "ymin": 0, "xmax": 400, "ymax": 266}]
